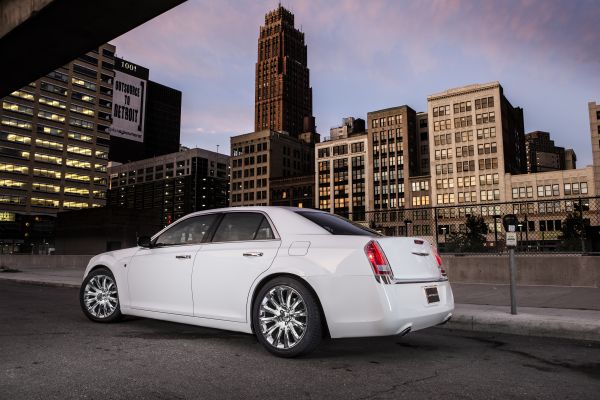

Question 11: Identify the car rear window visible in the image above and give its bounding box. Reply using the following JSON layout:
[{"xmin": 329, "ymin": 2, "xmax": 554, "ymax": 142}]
[{"xmin": 295, "ymin": 211, "xmax": 382, "ymax": 236}]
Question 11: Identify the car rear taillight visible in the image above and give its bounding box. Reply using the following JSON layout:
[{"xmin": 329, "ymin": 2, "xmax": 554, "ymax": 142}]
[
  {"xmin": 431, "ymin": 246, "xmax": 447, "ymax": 279},
  {"xmin": 364, "ymin": 240, "xmax": 393, "ymax": 283}
]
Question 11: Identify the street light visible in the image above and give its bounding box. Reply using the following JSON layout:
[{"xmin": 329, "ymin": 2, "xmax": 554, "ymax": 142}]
[{"xmin": 404, "ymin": 219, "xmax": 412, "ymax": 237}]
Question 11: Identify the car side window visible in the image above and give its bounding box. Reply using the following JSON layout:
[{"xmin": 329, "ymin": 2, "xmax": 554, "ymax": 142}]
[
  {"xmin": 154, "ymin": 214, "xmax": 218, "ymax": 246},
  {"xmin": 212, "ymin": 212, "xmax": 275, "ymax": 242}
]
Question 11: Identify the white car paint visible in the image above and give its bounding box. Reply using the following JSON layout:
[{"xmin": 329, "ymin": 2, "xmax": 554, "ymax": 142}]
[{"xmin": 82, "ymin": 206, "xmax": 454, "ymax": 338}]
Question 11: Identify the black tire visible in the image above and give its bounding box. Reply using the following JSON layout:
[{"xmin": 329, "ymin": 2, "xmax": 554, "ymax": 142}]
[
  {"xmin": 80, "ymin": 267, "xmax": 122, "ymax": 323},
  {"xmin": 252, "ymin": 276, "xmax": 322, "ymax": 357}
]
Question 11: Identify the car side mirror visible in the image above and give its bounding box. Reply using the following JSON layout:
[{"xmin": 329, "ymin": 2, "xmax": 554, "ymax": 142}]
[{"xmin": 137, "ymin": 236, "xmax": 152, "ymax": 248}]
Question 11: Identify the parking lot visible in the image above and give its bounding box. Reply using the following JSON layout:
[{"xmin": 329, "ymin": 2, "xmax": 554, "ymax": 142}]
[{"xmin": 1, "ymin": 280, "xmax": 599, "ymax": 400}]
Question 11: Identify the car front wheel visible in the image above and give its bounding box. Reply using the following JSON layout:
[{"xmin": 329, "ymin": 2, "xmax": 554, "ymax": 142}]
[
  {"xmin": 80, "ymin": 267, "xmax": 122, "ymax": 323},
  {"xmin": 253, "ymin": 277, "xmax": 322, "ymax": 357}
]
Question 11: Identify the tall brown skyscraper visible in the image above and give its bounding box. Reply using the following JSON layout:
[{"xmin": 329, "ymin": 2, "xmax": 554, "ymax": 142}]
[{"xmin": 255, "ymin": 5, "xmax": 313, "ymax": 137}]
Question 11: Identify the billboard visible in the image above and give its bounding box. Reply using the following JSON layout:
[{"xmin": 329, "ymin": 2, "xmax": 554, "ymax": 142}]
[{"xmin": 108, "ymin": 58, "xmax": 149, "ymax": 142}]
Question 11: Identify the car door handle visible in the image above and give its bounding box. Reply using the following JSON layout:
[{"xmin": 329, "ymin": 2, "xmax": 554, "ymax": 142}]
[
  {"xmin": 243, "ymin": 252, "xmax": 263, "ymax": 257},
  {"xmin": 175, "ymin": 255, "xmax": 191, "ymax": 259}
]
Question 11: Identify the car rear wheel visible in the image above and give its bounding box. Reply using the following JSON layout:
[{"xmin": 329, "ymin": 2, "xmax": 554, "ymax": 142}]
[
  {"xmin": 80, "ymin": 267, "xmax": 122, "ymax": 323},
  {"xmin": 253, "ymin": 276, "xmax": 322, "ymax": 357}
]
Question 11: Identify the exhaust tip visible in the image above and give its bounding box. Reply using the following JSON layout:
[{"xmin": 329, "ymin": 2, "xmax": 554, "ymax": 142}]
[{"xmin": 399, "ymin": 326, "xmax": 412, "ymax": 337}]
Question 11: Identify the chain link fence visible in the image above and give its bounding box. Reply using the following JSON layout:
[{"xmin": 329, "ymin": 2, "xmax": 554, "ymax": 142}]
[{"xmin": 347, "ymin": 196, "xmax": 600, "ymax": 254}]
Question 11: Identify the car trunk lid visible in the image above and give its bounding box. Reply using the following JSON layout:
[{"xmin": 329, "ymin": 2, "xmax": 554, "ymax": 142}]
[{"xmin": 375, "ymin": 237, "xmax": 442, "ymax": 281}]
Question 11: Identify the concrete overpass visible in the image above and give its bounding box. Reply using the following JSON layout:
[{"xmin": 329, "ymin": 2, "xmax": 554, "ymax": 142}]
[{"xmin": 0, "ymin": 0, "xmax": 186, "ymax": 97}]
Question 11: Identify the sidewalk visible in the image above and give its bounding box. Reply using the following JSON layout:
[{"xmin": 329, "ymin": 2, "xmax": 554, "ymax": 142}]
[{"xmin": 1, "ymin": 266, "xmax": 599, "ymax": 343}]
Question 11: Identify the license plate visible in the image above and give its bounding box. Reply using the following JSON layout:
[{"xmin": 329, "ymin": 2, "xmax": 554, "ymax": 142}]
[{"xmin": 424, "ymin": 286, "xmax": 440, "ymax": 304}]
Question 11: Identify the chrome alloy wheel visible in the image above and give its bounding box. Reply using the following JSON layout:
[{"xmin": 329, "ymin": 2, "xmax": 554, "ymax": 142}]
[
  {"xmin": 258, "ymin": 285, "xmax": 307, "ymax": 349},
  {"xmin": 83, "ymin": 275, "xmax": 118, "ymax": 319}
]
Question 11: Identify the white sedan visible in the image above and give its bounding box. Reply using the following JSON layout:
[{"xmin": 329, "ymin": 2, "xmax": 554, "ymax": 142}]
[{"xmin": 80, "ymin": 207, "xmax": 454, "ymax": 357}]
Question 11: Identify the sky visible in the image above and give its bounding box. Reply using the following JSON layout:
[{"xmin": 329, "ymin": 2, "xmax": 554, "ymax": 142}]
[{"xmin": 113, "ymin": 0, "xmax": 600, "ymax": 166}]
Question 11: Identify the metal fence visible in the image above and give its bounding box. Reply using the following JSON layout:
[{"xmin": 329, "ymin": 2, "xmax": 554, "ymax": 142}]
[{"xmin": 347, "ymin": 196, "xmax": 600, "ymax": 254}]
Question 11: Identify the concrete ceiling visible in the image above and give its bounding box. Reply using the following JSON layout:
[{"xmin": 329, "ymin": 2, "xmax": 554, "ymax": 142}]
[{"xmin": 0, "ymin": 0, "xmax": 187, "ymax": 97}]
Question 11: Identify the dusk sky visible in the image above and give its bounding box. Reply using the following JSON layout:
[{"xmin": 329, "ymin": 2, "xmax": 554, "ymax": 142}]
[{"xmin": 113, "ymin": 0, "xmax": 600, "ymax": 166}]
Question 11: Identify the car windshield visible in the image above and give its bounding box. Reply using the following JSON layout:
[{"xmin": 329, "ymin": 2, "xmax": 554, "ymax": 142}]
[{"xmin": 295, "ymin": 211, "xmax": 383, "ymax": 237}]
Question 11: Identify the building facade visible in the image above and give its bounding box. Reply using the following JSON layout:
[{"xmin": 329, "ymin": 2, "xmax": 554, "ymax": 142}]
[
  {"xmin": 315, "ymin": 130, "xmax": 369, "ymax": 220},
  {"xmin": 366, "ymin": 106, "xmax": 418, "ymax": 211},
  {"xmin": 107, "ymin": 148, "xmax": 229, "ymax": 225},
  {"xmin": 108, "ymin": 58, "xmax": 181, "ymax": 164},
  {"xmin": 590, "ymin": 101, "xmax": 600, "ymax": 195},
  {"xmin": 525, "ymin": 131, "xmax": 570, "ymax": 172},
  {"xmin": 230, "ymin": 129, "xmax": 314, "ymax": 207},
  {"xmin": 270, "ymin": 175, "xmax": 314, "ymax": 208},
  {"xmin": 329, "ymin": 117, "xmax": 365, "ymax": 140},
  {"xmin": 0, "ymin": 44, "xmax": 114, "ymax": 252},
  {"xmin": 428, "ymin": 82, "xmax": 526, "ymax": 207},
  {"xmin": 255, "ymin": 5, "xmax": 313, "ymax": 137}
]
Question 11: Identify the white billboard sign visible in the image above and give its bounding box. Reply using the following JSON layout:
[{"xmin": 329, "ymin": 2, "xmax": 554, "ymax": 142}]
[{"xmin": 108, "ymin": 60, "xmax": 147, "ymax": 142}]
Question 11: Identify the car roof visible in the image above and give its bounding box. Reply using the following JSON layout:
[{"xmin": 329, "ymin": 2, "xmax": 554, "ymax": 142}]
[{"xmin": 169, "ymin": 206, "xmax": 329, "ymax": 237}]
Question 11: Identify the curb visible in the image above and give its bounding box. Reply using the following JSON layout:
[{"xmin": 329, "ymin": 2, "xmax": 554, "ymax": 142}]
[
  {"xmin": 440, "ymin": 310, "xmax": 600, "ymax": 343},
  {"xmin": 0, "ymin": 276, "xmax": 80, "ymax": 289}
]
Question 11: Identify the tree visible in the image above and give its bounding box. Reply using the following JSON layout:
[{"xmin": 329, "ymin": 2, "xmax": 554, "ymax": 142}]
[
  {"xmin": 445, "ymin": 215, "xmax": 488, "ymax": 253},
  {"xmin": 559, "ymin": 212, "xmax": 588, "ymax": 251}
]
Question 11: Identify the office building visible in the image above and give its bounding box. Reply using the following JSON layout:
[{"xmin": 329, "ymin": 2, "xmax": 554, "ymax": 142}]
[
  {"xmin": 0, "ymin": 44, "xmax": 114, "ymax": 252},
  {"xmin": 230, "ymin": 129, "xmax": 314, "ymax": 207},
  {"xmin": 108, "ymin": 58, "xmax": 181, "ymax": 163},
  {"xmin": 107, "ymin": 148, "xmax": 229, "ymax": 225},
  {"xmin": 590, "ymin": 102, "xmax": 600, "ymax": 195},
  {"xmin": 270, "ymin": 175, "xmax": 314, "ymax": 208},
  {"xmin": 315, "ymin": 120, "xmax": 369, "ymax": 219},
  {"xmin": 525, "ymin": 131, "xmax": 571, "ymax": 172},
  {"xmin": 230, "ymin": 5, "xmax": 317, "ymax": 207},
  {"xmin": 366, "ymin": 106, "xmax": 418, "ymax": 211},
  {"xmin": 255, "ymin": 5, "xmax": 313, "ymax": 137},
  {"xmin": 428, "ymin": 82, "xmax": 526, "ymax": 206}
]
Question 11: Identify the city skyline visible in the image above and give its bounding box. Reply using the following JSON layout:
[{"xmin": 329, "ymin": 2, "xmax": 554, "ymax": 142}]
[{"xmin": 112, "ymin": 0, "xmax": 600, "ymax": 165}]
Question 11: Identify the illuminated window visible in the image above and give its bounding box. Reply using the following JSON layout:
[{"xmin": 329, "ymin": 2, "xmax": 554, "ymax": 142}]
[
  {"xmin": 68, "ymin": 132, "xmax": 93, "ymax": 142},
  {"xmin": 1, "ymin": 117, "xmax": 32, "ymax": 130},
  {"xmin": 35, "ymin": 138, "xmax": 63, "ymax": 150},
  {"xmin": 3, "ymin": 101, "xmax": 34, "ymax": 115},
  {"xmin": 10, "ymin": 90, "xmax": 35, "ymax": 101},
  {"xmin": 33, "ymin": 168, "xmax": 61, "ymax": 179},
  {"xmin": 66, "ymin": 159, "xmax": 91, "ymax": 169},
  {"xmin": 34, "ymin": 153, "xmax": 62, "ymax": 164},
  {"xmin": 39, "ymin": 96, "xmax": 67, "ymax": 109},
  {"xmin": 0, "ymin": 179, "xmax": 26, "ymax": 188},
  {"xmin": 63, "ymin": 201, "xmax": 89, "ymax": 209},
  {"xmin": 0, "ymin": 211, "xmax": 16, "ymax": 221},
  {"xmin": 38, "ymin": 125, "xmax": 64, "ymax": 137},
  {"xmin": 67, "ymin": 145, "xmax": 92, "ymax": 156},
  {"xmin": 70, "ymin": 104, "xmax": 94, "ymax": 116},
  {"xmin": 1, "ymin": 132, "xmax": 31, "ymax": 144},
  {"xmin": 31, "ymin": 198, "xmax": 60, "ymax": 208},
  {"xmin": 0, "ymin": 163, "xmax": 28, "ymax": 174},
  {"xmin": 38, "ymin": 110, "xmax": 66, "ymax": 122},
  {"xmin": 32, "ymin": 182, "xmax": 61, "ymax": 193},
  {"xmin": 65, "ymin": 173, "xmax": 90, "ymax": 182},
  {"xmin": 71, "ymin": 77, "xmax": 96, "ymax": 91},
  {"xmin": 64, "ymin": 187, "xmax": 89, "ymax": 196}
]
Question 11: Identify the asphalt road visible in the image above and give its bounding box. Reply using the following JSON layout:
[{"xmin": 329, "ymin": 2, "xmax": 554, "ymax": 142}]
[{"xmin": 1, "ymin": 281, "xmax": 599, "ymax": 400}]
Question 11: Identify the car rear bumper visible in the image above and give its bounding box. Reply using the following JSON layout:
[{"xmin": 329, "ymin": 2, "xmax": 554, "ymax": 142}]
[{"xmin": 306, "ymin": 275, "xmax": 454, "ymax": 338}]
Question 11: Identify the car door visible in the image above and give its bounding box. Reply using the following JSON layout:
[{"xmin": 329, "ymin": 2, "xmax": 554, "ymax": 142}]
[
  {"xmin": 127, "ymin": 213, "xmax": 218, "ymax": 315},
  {"xmin": 192, "ymin": 211, "xmax": 280, "ymax": 322}
]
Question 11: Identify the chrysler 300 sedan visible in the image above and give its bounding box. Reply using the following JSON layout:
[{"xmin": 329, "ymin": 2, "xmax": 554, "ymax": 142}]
[{"xmin": 80, "ymin": 207, "xmax": 454, "ymax": 357}]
